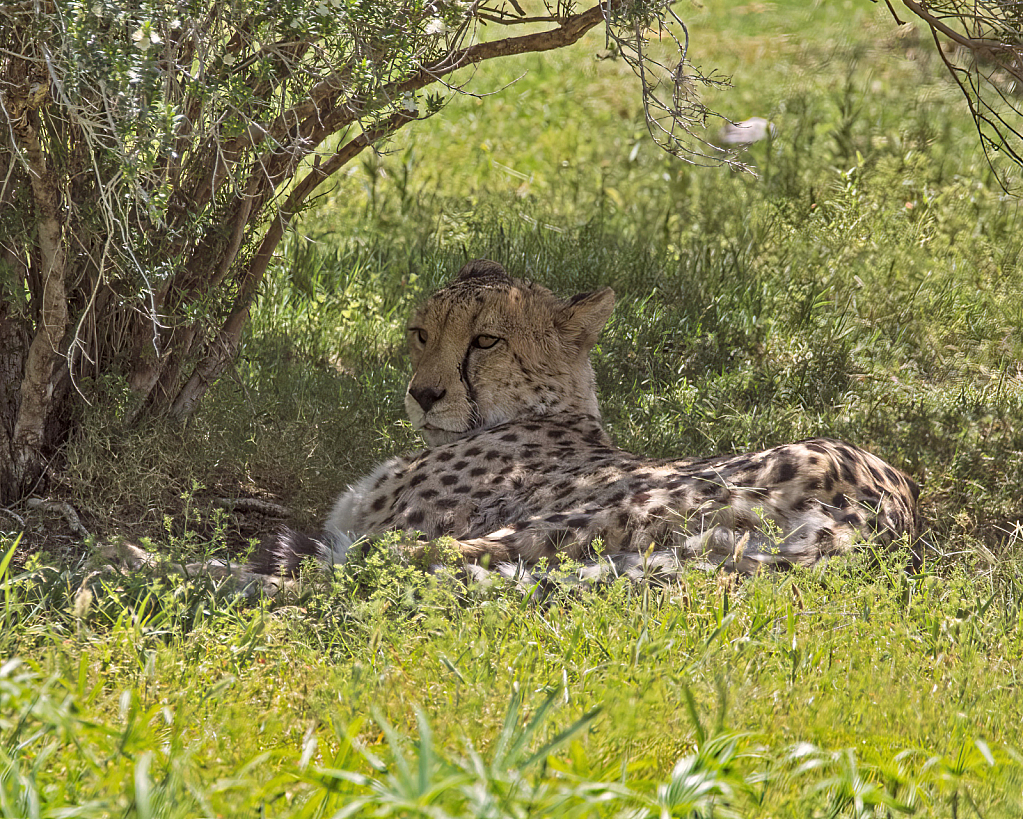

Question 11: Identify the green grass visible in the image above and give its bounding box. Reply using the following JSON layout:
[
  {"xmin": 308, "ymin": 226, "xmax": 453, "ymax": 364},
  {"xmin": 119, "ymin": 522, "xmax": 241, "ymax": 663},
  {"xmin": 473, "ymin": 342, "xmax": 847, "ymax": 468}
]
[
  {"xmin": 5, "ymin": 0, "xmax": 1023, "ymax": 814},
  {"xmin": 3, "ymin": 543, "xmax": 1023, "ymax": 815}
]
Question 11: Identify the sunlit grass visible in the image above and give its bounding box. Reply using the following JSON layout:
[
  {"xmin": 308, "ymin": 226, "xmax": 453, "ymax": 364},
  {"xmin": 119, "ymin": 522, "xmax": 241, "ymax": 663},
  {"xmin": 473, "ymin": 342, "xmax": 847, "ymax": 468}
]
[
  {"xmin": 3, "ymin": 539, "xmax": 1023, "ymax": 815},
  {"xmin": 6, "ymin": 0, "xmax": 1023, "ymax": 814}
]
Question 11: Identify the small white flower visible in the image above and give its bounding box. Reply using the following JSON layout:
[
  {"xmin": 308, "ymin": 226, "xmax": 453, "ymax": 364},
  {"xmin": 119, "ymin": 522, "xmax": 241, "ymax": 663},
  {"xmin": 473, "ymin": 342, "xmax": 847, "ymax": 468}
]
[
  {"xmin": 132, "ymin": 23, "xmax": 161, "ymax": 50},
  {"xmin": 424, "ymin": 17, "xmax": 448, "ymax": 36},
  {"xmin": 402, "ymin": 92, "xmax": 418, "ymax": 114},
  {"xmin": 92, "ymin": 2, "xmax": 104, "ymax": 17},
  {"xmin": 222, "ymin": 52, "xmax": 236, "ymax": 65}
]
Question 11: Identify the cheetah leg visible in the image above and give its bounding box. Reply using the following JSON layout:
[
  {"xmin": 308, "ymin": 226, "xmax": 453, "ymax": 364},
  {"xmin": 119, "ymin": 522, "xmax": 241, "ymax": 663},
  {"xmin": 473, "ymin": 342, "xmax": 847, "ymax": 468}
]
[{"xmin": 407, "ymin": 507, "xmax": 863, "ymax": 576}]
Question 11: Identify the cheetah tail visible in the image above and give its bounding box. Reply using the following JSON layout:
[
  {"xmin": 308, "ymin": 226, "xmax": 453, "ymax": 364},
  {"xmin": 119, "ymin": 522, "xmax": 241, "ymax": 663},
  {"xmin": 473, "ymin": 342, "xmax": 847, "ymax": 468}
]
[{"xmin": 249, "ymin": 526, "xmax": 331, "ymax": 576}]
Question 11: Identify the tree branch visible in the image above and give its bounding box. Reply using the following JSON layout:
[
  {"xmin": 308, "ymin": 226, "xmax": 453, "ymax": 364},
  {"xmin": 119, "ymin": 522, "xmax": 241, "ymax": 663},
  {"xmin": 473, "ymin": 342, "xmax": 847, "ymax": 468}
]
[
  {"xmin": 222, "ymin": 2, "xmax": 611, "ymax": 160},
  {"xmin": 167, "ymin": 111, "xmax": 418, "ymax": 419},
  {"xmin": 898, "ymin": 0, "xmax": 1023, "ymax": 83},
  {"xmin": 11, "ymin": 106, "xmax": 69, "ymax": 483}
]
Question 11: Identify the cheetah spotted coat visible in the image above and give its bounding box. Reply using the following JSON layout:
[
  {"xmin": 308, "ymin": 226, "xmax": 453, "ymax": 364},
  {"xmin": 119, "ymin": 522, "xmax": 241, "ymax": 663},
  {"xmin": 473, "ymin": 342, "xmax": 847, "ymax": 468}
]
[{"xmin": 255, "ymin": 260, "xmax": 921, "ymax": 579}]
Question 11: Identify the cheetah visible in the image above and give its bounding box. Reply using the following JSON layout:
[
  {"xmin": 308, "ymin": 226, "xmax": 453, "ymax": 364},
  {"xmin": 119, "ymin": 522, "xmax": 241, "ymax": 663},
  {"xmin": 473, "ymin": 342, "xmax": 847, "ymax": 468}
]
[{"xmin": 255, "ymin": 259, "xmax": 921, "ymax": 579}]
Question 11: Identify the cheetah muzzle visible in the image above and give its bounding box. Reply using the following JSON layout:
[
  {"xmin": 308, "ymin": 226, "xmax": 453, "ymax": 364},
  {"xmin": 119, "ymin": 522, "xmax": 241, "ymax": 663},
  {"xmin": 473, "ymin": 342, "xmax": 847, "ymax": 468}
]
[{"xmin": 253, "ymin": 259, "xmax": 921, "ymax": 580}]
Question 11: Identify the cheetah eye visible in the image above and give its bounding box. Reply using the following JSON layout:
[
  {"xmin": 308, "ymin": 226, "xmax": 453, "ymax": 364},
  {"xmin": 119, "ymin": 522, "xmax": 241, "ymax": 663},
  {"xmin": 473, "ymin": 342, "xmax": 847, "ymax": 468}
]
[
  {"xmin": 409, "ymin": 328, "xmax": 427, "ymax": 346},
  {"xmin": 471, "ymin": 334, "xmax": 501, "ymax": 350}
]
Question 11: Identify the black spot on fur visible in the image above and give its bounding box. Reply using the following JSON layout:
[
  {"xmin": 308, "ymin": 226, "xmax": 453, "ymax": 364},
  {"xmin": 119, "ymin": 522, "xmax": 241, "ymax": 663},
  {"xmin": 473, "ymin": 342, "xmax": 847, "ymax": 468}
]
[
  {"xmin": 464, "ymin": 446, "xmax": 482, "ymax": 457},
  {"xmin": 859, "ymin": 495, "xmax": 882, "ymax": 512},
  {"xmin": 545, "ymin": 529, "xmax": 574, "ymax": 549},
  {"xmin": 452, "ymin": 460, "xmax": 468, "ymax": 471},
  {"xmin": 371, "ymin": 495, "xmax": 387, "ymax": 512},
  {"xmin": 407, "ymin": 509, "xmax": 425, "ymax": 527},
  {"xmin": 775, "ymin": 460, "xmax": 798, "ymax": 483},
  {"xmin": 469, "ymin": 466, "xmax": 487, "ymax": 477},
  {"xmin": 499, "ymin": 432, "xmax": 519, "ymax": 443},
  {"xmin": 440, "ymin": 474, "xmax": 459, "ymax": 486},
  {"xmin": 831, "ymin": 492, "xmax": 846, "ymax": 509},
  {"xmin": 436, "ymin": 498, "xmax": 459, "ymax": 510},
  {"xmin": 839, "ymin": 459, "xmax": 856, "ymax": 484},
  {"xmin": 436, "ymin": 451, "xmax": 455, "ymax": 463},
  {"xmin": 421, "ymin": 489, "xmax": 439, "ymax": 500}
]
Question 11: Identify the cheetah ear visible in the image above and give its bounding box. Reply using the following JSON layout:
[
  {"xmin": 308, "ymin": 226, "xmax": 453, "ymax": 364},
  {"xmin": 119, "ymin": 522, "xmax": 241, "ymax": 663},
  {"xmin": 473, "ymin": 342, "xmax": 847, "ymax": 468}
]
[{"xmin": 557, "ymin": 288, "xmax": 615, "ymax": 351}]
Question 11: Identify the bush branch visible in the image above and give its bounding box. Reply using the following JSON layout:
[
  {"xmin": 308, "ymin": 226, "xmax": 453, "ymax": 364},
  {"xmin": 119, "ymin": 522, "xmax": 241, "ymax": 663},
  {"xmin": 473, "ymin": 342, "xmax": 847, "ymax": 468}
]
[{"xmin": 11, "ymin": 107, "xmax": 69, "ymax": 482}]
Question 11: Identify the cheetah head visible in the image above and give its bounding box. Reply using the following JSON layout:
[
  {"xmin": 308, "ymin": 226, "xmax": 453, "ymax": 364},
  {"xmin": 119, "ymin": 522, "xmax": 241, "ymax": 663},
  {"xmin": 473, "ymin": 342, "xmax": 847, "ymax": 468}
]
[{"xmin": 405, "ymin": 260, "xmax": 615, "ymax": 446}]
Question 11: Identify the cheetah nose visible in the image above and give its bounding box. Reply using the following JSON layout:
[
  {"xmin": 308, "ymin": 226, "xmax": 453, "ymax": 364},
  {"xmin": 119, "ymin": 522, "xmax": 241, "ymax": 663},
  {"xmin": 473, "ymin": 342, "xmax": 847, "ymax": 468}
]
[{"xmin": 409, "ymin": 385, "xmax": 446, "ymax": 412}]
